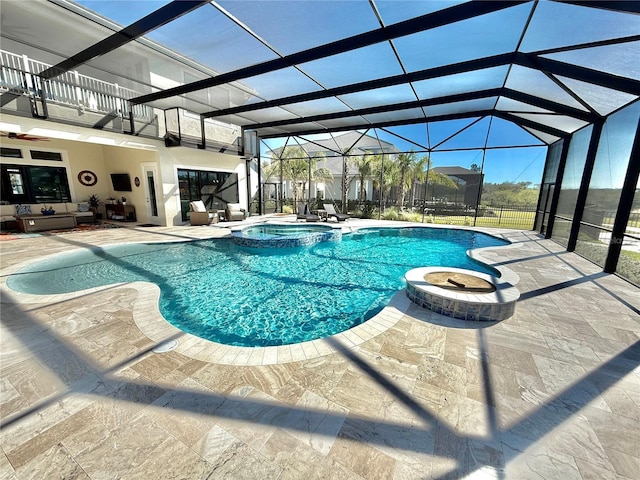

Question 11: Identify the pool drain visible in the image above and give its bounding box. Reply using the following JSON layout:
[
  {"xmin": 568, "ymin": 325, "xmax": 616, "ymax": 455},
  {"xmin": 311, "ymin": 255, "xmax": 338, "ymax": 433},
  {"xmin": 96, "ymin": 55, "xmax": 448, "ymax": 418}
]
[{"xmin": 152, "ymin": 339, "xmax": 179, "ymax": 353}]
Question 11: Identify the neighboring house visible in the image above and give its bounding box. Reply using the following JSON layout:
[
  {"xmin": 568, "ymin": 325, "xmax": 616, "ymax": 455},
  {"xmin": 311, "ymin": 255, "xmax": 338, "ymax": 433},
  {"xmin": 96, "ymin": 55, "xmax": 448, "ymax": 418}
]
[
  {"xmin": 0, "ymin": 2, "xmax": 255, "ymax": 226},
  {"xmin": 268, "ymin": 132, "xmax": 399, "ymax": 203},
  {"xmin": 429, "ymin": 166, "xmax": 484, "ymax": 208}
]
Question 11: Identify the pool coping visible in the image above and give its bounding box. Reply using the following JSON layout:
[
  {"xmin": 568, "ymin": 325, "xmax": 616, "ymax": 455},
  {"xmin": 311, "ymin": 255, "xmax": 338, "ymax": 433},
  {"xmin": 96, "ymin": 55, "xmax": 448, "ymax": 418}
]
[{"xmin": 0, "ymin": 223, "xmax": 522, "ymax": 365}]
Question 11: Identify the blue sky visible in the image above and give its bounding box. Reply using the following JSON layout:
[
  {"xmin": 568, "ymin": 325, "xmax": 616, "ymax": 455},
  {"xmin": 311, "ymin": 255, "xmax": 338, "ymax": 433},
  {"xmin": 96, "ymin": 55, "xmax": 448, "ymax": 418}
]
[{"xmin": 261, "ymin": 119, "xmax": 548, "ymax": 186}]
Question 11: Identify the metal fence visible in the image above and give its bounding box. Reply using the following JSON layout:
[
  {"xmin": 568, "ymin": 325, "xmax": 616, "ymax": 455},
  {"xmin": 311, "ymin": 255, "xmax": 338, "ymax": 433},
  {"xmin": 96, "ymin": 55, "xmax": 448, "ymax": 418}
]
[{"xmin": 409, "ymin": 204, "xmax": 536, "ymax": 229}]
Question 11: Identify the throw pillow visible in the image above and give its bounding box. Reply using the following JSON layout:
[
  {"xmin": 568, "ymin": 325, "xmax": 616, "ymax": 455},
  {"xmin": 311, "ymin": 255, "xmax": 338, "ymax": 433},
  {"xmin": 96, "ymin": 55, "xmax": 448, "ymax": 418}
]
[
  {"xmin": 77, "ymin": 203, "xmax": 90, "ymax": 212},
  {"xmin": 15, "ymin": 204, "xmax": 32, "ymax": 216},
  {"xmin": 190, "ymin": 201, "xmax": 206, "ymax": 212}
]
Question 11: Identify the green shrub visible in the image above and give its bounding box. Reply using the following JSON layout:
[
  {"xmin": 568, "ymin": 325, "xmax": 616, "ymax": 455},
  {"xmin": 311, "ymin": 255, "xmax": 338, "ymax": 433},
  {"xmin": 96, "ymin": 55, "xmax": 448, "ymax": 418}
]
[
  {"xmin": 358, "ymin": 201, "xmax": 376, "ymax": 219},
  {"xmin": 381, "ymin": 208, "xmax": 400, "ymax": 221},
  {"xmin": 399, "ymin": 211, "xmax": 423, "ymax": 222}
]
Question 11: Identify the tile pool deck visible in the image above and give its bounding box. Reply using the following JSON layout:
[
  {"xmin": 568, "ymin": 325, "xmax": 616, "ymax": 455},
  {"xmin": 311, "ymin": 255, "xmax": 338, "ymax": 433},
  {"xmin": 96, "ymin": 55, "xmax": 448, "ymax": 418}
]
[{"xmin": 1, "ymin": 218, "xmax": 639, "ymax": 479}]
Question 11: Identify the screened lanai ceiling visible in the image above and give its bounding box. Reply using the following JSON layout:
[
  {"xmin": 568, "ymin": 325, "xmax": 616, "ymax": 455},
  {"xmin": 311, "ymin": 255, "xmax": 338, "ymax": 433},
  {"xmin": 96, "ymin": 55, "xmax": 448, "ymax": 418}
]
[{"xmin": 1, "ymin": 0, "xmax": 639, "ymax": 148}]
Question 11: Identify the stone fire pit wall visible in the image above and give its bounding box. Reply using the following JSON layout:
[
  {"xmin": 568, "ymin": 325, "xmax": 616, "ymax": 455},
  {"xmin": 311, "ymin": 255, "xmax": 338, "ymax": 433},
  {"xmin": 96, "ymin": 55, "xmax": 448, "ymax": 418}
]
[{"xmin": 405, "ymin": 267, "xmax": 520, "ymax": 322}]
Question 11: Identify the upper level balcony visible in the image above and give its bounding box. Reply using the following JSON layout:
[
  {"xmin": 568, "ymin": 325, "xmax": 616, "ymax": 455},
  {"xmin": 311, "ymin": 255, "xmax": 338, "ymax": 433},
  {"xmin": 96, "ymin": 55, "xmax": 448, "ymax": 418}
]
[
  {"xmin": 0, "ymin": 50, "xmax": 244, "ymax": 153},
  {"xmin": 0, "ymin": 50, "xmax": 158, "ymax": 137}
]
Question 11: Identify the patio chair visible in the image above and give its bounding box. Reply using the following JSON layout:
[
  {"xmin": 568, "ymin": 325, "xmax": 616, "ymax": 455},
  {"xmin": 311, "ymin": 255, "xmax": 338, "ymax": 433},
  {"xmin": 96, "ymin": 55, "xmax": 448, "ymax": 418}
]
[
  {"xmin": 225, "ymin": 203, "xmax": 246, "ymax": 221},
  {"xmin": 323, "ymin": 203, "xmax": 350, "ymax": 222},
  {"xmin": 189, "ymin": 200, "xmax": 218, "ymax": 226},
  {"xmin": 296, "ymin": 204, "xmax": 320, "ymax": 222}
]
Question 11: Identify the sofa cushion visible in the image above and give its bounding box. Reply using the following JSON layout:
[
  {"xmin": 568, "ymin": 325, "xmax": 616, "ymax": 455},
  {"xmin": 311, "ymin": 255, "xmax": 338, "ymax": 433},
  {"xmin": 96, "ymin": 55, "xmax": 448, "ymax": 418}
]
[
  {"xmin": 48, "ymin": 203, "xmax": 68, "ymax": 213},
  {"xmin": 15, "ymin": 204, "xmax": 32, "ymax": 216},
  {"xmin": 227, "ymin": 203, "xmax": 242, "ymax": 212},
  {"xmin": 0, "ymin": 204, "xmax": 15, "ymax": 217}
]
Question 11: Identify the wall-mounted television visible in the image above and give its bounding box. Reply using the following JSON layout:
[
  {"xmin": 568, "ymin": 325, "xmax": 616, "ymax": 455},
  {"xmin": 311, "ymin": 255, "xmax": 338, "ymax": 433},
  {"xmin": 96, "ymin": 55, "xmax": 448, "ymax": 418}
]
[{"xmin": 110, "ymin": 173, "xmax": 132, "ymax": 192}]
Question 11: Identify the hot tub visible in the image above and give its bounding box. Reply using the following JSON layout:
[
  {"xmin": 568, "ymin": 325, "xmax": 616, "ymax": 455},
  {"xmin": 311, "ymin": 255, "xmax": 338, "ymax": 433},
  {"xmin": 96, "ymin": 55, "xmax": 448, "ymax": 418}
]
[{"xmin": 232, "ymin": 223, "xmax": 341, "ymax": 248}]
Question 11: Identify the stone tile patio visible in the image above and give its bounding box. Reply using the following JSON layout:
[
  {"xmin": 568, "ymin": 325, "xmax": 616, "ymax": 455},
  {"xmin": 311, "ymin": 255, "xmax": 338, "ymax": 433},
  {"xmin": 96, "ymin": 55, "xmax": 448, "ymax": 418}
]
[{"xmin": 1, "ymin": 219, "xmax": 638, "ymax": 479}]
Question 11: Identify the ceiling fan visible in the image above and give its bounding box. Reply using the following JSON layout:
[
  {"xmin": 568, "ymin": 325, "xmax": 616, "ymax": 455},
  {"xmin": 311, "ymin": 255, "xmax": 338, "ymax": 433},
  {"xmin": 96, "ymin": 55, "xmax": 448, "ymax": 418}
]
[{"xmin": 0, "ymin": 131, "xmax": 49, "ymax": 141}]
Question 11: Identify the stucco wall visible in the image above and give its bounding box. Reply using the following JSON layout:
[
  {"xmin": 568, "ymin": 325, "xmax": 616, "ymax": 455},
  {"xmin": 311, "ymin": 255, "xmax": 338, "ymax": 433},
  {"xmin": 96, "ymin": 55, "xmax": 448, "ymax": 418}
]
[
  {"xmin": 1, "ymin": 114, "xmax": 246, "ymax": 226},
  {"xmin": 0, "ymin": 135, "xmax": 110, "ymax": 205},
  {"xmin": 157, "ymin": 146, "xmax": 246, "ymax": 225}
]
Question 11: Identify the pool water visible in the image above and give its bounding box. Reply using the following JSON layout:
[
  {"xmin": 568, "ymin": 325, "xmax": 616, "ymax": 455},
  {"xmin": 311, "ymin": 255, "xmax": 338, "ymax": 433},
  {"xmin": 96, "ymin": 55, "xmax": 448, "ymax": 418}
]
[{"xmin": 8, "ymin": 227, "xmax": 508, "ymax": 347}]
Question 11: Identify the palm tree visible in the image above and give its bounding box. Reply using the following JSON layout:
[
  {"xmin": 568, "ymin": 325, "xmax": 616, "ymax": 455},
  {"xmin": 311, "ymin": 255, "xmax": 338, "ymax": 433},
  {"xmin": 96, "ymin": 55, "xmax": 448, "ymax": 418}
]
[
  {"xmin": 395, "ymin": 151, "xmax": 418, "ymax": 209},
  {"xmin": 264, "ymin": 146, "xmax": 331, "ymax": 206},
  {"xmin": 309, "ymin": 160, "xmax": 332, "ymax": 204},
  {"xmin": 370, "ymin": 154, "xmax": 397, "ymax": 208},
  {"xmin": 407, "ymin": 155, "xmax": 431, "ymax": 207},
  {"xmin": 348, "ymin": 151, "xmax": 375, "ymax": 201},
  {"xmin": 340, "ymin": 148, "xmax": 351, "ymax": 212},
  {"xmin": 396, "ymin": 152, "xmax": 461, "ymax": 209}
]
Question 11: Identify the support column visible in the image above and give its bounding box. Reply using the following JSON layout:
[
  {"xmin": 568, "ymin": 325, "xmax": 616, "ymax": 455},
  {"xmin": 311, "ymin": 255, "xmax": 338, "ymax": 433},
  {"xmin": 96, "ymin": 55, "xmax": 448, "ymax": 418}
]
[
  {"xmin": 198, "ymin": 116, "xmax": 206, "ymax": 149},
  {"xmin": 245, "ymin": 156, "xmax": 252, "ymax": 215},
  {"xmin": 309, "ymin": 153, "xmax": 312, "ymax": 205},
  {"xmin": 257, "ymin": 151, "xmax": 263, "ymax": 216}
]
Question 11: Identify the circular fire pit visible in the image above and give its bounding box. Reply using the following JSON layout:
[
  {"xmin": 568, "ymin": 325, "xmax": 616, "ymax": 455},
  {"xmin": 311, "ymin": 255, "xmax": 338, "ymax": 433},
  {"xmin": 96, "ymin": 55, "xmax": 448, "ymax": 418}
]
[
  {"xmin": 423, "ymin": 271, "xmax": 497, "ymax": 293},
  {"xmin": 405, "ymin": 267, "xmax": 519, "ymax": 322}
]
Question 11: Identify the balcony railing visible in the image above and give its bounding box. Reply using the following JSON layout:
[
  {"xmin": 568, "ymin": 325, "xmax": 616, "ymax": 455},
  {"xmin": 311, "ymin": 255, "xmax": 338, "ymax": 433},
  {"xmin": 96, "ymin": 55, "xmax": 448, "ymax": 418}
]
[{"xmin": 0, "ymin": 50, "xmax": 153, "ymax": 123}]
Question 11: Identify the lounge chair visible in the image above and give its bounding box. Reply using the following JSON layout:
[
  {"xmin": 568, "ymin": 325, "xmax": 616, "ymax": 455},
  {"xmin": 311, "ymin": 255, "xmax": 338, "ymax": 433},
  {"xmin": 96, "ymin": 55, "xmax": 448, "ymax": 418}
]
[
  {"xmin": 189, "ymin": 200, "xmax": 218, "ymax": 225},
  {"xmin": 323, "ymin": 203, "xmax": 350, "ymax": 222},
  {"xmin": 296, "ymin": 204, "xmax": 320, "ymax": 222},
  {"xmin": 225, "ymin": 203, "xmax": 246, "ymax": 221}
]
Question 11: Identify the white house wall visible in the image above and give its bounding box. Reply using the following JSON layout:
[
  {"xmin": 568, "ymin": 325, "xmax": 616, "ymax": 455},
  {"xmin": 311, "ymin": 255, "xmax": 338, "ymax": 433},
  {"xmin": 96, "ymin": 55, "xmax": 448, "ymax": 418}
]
[
  {"xmin": 1, "ymin": 113, "xmax": 156, "ymax": 208},
  {"xmin": 0, "ymin": 113, "xmax": 246, "ymax": 226},
  {"xmin": 159, "ymin": 146, "xmax": 246, "ymax": 225}
]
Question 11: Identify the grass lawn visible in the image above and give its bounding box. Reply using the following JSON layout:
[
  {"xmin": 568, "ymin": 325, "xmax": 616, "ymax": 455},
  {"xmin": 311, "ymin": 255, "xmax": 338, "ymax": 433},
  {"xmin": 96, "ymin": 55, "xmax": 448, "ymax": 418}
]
[{"xmin": 424, "ymin": 210, "xmax": 536, "ymax": 230}]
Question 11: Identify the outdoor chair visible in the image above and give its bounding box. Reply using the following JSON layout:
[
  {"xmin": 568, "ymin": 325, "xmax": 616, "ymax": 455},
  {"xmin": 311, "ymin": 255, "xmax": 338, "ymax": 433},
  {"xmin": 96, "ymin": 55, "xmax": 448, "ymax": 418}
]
[
  {"xmin": 189, "ymin": 200, "xmax": 218, "ymax": 226},
  {"xmin": 225, "ymin": 203, "xmax": 246, "ymax": 221},
  {"xmin": 296, "ymin": 204, "xmax": 320, "ymax": 222},
  {"xmin": 323, "ymin": 203, "xmax": 350, "ymax": 222}
]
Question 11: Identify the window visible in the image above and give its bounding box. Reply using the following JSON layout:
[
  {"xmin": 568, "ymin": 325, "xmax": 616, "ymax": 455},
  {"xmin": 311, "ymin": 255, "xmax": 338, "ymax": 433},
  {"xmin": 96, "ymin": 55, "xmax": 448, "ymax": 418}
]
[
  {"xmin": 575, "ymin": 101, "xmax": 640, "ymax": 270},
  {"xmin": 535, "ymin": 139, "xmax": 563, "ymax": 232},
  {"xmin": 30, "ymin": 150, "xmax": 63, "ymax": 161},
  {"xmin": 7, "ymin": 169, "xmax": 25, "ymax": 195},
  {"xmin": 617, "ymin": 178, "xmax": 640, "ymax": 284},
  {"xmin": 0, "ymin": 147, "xmax": 23, "ymax": 158},
  {"xmin": 1, "ymin": 164, "xmax": 71, "ymax": 204},
  {"xmin": 552, "ymin": 125, "xmax": 593, "ymax": 246},
  {"xmin": 178, "ymin": 168, "xmax": 238, "ymax": 221}
]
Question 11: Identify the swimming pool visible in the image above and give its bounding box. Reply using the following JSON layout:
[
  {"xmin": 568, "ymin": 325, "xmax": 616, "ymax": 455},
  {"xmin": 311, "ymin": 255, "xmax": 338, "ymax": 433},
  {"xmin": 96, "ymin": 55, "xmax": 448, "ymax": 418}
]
[{"xmin": 7, "ymin": 226, "xmax": 508, "ymax": 347}]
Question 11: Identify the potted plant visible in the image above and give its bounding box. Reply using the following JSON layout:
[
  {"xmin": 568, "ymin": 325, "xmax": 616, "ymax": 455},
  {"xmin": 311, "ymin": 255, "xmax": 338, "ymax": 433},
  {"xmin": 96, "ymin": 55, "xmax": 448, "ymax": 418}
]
[
  {"xmin": 87, "ymin": 194, "xmax": 104, "ymax": 219},
  {"xmin": 120, "ymin": 196, "xmax": 127, "ymax": 205}
]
